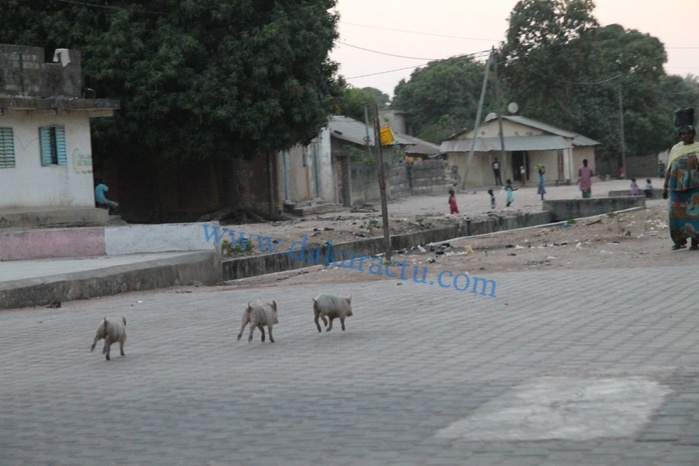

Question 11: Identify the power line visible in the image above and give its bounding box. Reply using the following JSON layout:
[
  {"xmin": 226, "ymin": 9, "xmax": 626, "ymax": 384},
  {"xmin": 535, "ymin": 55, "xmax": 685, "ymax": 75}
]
[
  {"xmin": 338, "ymin": 42, "xmax": 444, "ymax": 61},
  {"xmin": 338, "ymin": 41, "xmax": 490, "ymax": 62},
  {"xmin": 347, "ymin": 66, "xmax": 424, "ymax": 80},
  {"xmin": 340, "ymin": 21, "xmax": 499, "ymax": 42}
]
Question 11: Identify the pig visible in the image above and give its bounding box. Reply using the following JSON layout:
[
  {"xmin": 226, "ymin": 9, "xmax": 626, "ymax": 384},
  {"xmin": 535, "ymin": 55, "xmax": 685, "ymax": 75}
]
[
  {"xmin": 313, "ymin": 294, "xmax": 353, "ymax": 332},
  {"xmin": 90, "ymin": 317, "xmax": 127, "ymax": 361},
  {"xmin": 237, "ymin": 300, "xmax": 278, "ymax": 343}
]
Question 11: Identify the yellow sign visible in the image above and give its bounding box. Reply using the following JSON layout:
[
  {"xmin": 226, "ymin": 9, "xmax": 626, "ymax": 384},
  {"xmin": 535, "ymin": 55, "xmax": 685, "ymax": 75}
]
[{"xmin": 380, "ymin": 126, "xmax": 395, "ymax": 146}]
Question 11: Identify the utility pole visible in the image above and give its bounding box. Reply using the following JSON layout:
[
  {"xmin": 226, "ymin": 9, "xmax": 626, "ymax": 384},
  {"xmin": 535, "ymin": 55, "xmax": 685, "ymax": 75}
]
[
  {"xmin": 363, "ymin": 105, "xmax": 372, "ymax": 159},
  {"xmin": 374, "ymin": 105, "xmax": 391, "ymax": 261},
  {"xmin": 491, "ymin": 48, "xmax": 507, "ymax": 178},
  {"xmin": 461, "ymin": 53, "xmax": 492, "ymax": 190},
  {"xmin": 618, "ymin": 84, "xmax": 627, "ymax": 179}
]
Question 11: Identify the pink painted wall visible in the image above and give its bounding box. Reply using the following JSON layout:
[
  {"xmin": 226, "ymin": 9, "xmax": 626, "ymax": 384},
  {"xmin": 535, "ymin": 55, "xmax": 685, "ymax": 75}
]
[{"xmin": 0, "ymin": 228, "xmax": 106, "ymax": 260}]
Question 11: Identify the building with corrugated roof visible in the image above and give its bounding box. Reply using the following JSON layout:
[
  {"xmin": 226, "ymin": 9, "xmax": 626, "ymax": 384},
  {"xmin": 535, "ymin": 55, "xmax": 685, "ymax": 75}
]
[{"xmin": 440, "ymin": 114, "xmax": 600, "ymax": 188}]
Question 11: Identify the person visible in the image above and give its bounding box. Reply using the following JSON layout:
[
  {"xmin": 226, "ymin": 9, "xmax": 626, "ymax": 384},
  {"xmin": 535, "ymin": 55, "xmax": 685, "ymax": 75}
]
[
  {"xmin": 644, "ymin": 179, "xmax": 653, "ymax": 199},
  {"xmin": 663, "ymin": 107, "xmax": 699, "ymax": 250},
  {"xmin": 487, "ymin": 188, "xmax": 496, "ymax": 209},
  {"xmin": 505, "ymin": 179, "xmax": 517, "ymax": 207},
  {"xmin": 492, "ymin": 157, "xmax": 502, "ymax": 186},
  {"xmin": 94, "ymin": 178, "xmax": 119, "ymax": 214},
  {"xmin": 537, "ymin": 166, "xmax": 547, "ymax": 200},
  {"xmin": 629, "ymin": 178, "xmax": 640, "ymax": 196},
  {"xmin": 448, "ymin": 189, "xmax": 459, "ymax": 214},
  {"xmin": 578, "ymin": 159, "xmax": 594, "ymax": 198}
]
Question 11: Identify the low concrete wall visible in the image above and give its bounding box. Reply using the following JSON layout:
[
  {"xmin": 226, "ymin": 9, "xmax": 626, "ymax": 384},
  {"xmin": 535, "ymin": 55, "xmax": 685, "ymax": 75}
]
[
  {"xmin": 543, "ymin": 197, "xmax": 646, "ymax": 222},
  {"xmin": 609, "ymin": 189, "xmax": 663, "ymax": 200},
  {"xmin": 0, "ymin": 227, "xmax": 106, "ymax": 260},
  {"xmin": 222, "ymin": 214, "xmax": 556, "ymax": 281},
  {"xmin": 0, "ymin": 222, "xmax": 219, "ymax": 261},
  {"xmin": 464, "ymin": 211, "xmax": 552, "ymax": 236},
  {"xmin": 223, "ymin": 226, "xmax": 461, "ymax": 281},
  {"xmin": 105, "ymin": 223, "xmax": 218, "ymax": 255},
  {"xmin": 0, "ymin": 207, "xmax": 108, "ymax": 229},
  {"xmin": 0, "ymin": 251, "xmax": 221, "ymax": 310}
]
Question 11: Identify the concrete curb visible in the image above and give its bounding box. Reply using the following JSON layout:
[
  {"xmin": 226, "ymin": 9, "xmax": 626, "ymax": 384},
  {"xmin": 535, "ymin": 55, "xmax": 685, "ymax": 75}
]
[{"xmin": 0, "ymin": 251, "xmax": 221, "ymax": 310}]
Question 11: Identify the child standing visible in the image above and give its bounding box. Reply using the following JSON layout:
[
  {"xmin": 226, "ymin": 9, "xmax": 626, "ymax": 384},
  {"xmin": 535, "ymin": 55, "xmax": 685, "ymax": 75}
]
[
  {"xmin": 488, "ymin": 189, "xmax": 496, "ymax": 209},
  {"xmin": 630, "ymin": 177, "xmax": 640, "ymax": 196},
  {"xmin": 537, "ymin": 167, "xmax": 547, "ymax": 200},
  {"xmin": 505, "ymin": 179, "xmax": 517, "ymax": 207},
  {"xmin": 448, "ymin": 189, "xmax": 459, "ymax": 214},
  {"xmin": 644, "ymin": 179, "xmax": 653, "ymax": 199}
]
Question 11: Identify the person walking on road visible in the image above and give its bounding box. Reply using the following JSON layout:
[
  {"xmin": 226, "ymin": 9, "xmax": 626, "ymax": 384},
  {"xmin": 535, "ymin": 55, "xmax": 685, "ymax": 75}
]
[
  {"xmin": 448, "ymin": 189, "xmax": 459, "ymax": 214},
  {"xmin": 664, "ymin": 107, "xmax": 699, "ymax": 250},
  {"xmin": 505, "ymin": 179, "xmax": 517, "ymax": 207},
  {"xmin": 578, "ymin": 159, "xmax": 594, "ymax": 198}
]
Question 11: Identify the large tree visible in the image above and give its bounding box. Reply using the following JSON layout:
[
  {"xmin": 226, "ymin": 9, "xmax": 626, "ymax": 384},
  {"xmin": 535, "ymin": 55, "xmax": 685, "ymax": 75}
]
[
  {"xmin": 391, "ymin": 56, "xmax": 494, "ymax": 143},
  {"xmin": 336, "ymin": 85, "xmax": 390, "ymax": 123},
  {"xmin": 499, "ymin": 0, "xmax": 672, "ymax": 166},
  {"xmin": 0, "ymin": 0, "xmax": 341, "ymax": 161}
]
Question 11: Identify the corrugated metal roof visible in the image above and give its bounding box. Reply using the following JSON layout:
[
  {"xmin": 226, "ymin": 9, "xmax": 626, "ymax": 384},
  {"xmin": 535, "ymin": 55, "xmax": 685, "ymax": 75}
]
[
  {"xmin": 440, "ymin": 135, "xmax": 572, "ymax": 153},
  {"xmin": 395, "ymin": 133, "xmax": 441, "ymax": 156},
  {"xmin": 327, "ymin": 116, "xmax": 437, "ymax": 152},
  {"xmin": 328, "ymin": 116, "xmax": 375, "ymax": 146},
  {"xmin": 444, "ymin": 114, "xmax": 601, "ymax": 147}
]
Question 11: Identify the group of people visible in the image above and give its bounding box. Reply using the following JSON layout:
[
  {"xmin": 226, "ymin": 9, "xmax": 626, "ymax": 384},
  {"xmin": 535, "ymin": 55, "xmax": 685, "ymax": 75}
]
[{"xmin": 449, "ymin": 107, "xmax": 699, "ymax": 253}]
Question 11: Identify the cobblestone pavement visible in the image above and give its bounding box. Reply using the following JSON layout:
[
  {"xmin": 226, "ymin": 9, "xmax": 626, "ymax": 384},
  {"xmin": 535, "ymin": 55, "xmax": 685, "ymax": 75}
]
[{"xmin": 3, "ymin": 262, "xmax": 699, "ymax": 465}]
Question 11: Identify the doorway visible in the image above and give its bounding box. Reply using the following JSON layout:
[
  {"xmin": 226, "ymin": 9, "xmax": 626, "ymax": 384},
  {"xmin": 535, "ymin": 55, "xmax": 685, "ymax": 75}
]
[{"xmin": 512, "ymin": 151, "xmax": 529, "ymax": 182}]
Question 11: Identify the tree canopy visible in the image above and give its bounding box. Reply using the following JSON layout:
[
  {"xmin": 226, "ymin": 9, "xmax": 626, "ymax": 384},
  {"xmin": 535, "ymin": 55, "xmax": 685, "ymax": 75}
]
[
  {"xmin": 0, "ymin": 0, "xmax": 342, "ymax": 160},
  {"xmin": 499, "ymin": 0, "xmax": 679, "ymax": 163},
  {"xmin": 392, "ymin": 0, "xmax": 699, "ymax": 169},
  {"xmin": 335, "ymin": 85, "xmax": 390, "ymax": 123},
  {"xmin": 391, "ymin": 56, "xmax": 495, "ymax": 143}
]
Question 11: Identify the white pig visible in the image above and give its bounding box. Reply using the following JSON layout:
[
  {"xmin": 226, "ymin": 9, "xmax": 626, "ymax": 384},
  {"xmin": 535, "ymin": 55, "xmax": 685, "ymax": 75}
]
[
  {"xmin": 237, "ymin": 300, "xmax": 278, "ymax": 343},
  {"xmin": 90, "ymin": 317, "xmax": 127, "ymax": 361},
  {"xmin": 313, "ymin": 294, "xmax": 353, "ymax": 332}
]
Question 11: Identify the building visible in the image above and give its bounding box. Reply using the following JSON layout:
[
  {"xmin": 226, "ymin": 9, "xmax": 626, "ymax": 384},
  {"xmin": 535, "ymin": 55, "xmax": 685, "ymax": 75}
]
[
  {"xmin": 440, "ymin": 114, "xmax": 600, "ymax": 187},
  {"xmin": 0, "ymin": 44, "xmax": 119, "ymax": 212}
]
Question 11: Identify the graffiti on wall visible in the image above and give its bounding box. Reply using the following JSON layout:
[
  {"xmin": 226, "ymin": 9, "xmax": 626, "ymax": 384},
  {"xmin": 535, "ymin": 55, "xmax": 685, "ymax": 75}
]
[{"xmin": 72, "ymin": 148, "xmax": 93, "ymax": 174}]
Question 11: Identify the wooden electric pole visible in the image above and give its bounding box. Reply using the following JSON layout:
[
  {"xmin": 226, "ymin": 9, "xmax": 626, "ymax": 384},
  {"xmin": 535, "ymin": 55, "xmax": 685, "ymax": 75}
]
[{"xmin": 374, "ymin": 105, "xmax": 391, "ymax": 261}]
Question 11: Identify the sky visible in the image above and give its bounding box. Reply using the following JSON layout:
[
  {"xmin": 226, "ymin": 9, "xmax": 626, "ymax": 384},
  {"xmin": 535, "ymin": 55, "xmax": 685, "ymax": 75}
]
[{"xmin": 330, "ymin": 0, "xmax": 699, "ymax": 98}]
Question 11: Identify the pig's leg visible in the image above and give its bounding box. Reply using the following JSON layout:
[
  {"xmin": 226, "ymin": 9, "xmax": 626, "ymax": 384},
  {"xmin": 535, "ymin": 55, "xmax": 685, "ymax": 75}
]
[
  {"xmin": 268, "ymin": 325, "xmax": 275, "ymax": 343},
  {"xmin": 327, "ymin": 316, "xmax": 334, "ymax": 332},
  {"xmin": 314, "ymin": 312, "xmax": 323, "ymax": 332},
  {"xmin": 340, "ymin": 316, "xmax": 346, "ymax": 331},
  {"xmin": 259, "ymin": 324, "xmax": 266, "ymax": 342}
]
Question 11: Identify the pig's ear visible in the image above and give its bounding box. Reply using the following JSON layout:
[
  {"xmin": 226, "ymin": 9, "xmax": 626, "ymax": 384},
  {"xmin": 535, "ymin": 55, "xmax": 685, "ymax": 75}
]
[
  {"xmin": 347, "ymin": 295, "xmax": 352, "ymax": 304},
  {"xmin": 122, "ymin": 317, "xmax": 126, "ymax": 326},
  {"xmin": 272, "ymin": 300, "xmax": 277, "ymax": 311}
]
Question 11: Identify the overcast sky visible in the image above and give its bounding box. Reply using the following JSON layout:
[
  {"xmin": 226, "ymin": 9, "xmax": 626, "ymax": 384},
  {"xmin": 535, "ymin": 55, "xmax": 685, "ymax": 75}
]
[{"xmin": 330, "ymin": 0, "xmax": 699, "ymax": 98}]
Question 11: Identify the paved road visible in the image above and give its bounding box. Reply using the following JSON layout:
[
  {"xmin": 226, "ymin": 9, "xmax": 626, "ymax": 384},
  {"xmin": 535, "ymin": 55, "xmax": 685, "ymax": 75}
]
[{"xmin": 2, "ymin": 262, "xmax": 699, "ymax": 465}]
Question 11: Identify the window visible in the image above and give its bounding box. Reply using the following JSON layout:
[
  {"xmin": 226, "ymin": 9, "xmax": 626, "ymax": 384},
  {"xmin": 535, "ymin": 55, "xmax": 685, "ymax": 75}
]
[
  {"xmin": 0, "ymin": 127, "xmax": 15, "ymax": 169},
  {"xmin": 39, "ymin": 126, "xmax": 67, "ymax": 166}
]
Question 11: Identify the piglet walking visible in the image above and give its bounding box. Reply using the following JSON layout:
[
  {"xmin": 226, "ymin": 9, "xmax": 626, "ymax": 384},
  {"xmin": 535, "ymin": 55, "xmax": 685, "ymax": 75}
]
[
  {"xmin": 237, "ymin": 300, "xmax": 278, "ymax": 343},
  {"xmin": 313, "ymin": 294, "xmax": 353, "ymax": 332},
  {"xmin": 90, "ymin": 317, "xmax": 127, "ymax": 361}
]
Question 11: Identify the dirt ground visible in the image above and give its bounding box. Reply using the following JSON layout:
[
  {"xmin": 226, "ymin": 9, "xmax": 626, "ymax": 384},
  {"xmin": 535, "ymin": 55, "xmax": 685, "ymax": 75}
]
[{"xmin": 218, "ymin": 179, "xmax": 686, "ymax": 289}]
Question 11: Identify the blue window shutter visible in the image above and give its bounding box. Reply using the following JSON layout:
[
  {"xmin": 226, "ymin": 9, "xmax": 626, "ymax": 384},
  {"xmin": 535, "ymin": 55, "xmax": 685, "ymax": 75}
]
[
  {"xmin": 55, "ymin": 126, "xmax": 67, "ymax": 165},
  {"xmin": 39, "ymin": 127, "xmax": 52, "ymax": 166},
  {"xmin": 0, "ymin": 127, "xmax": 15, "ymax": 169}
]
